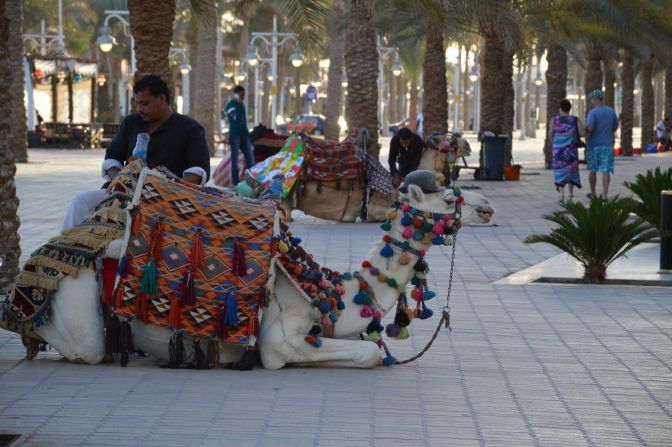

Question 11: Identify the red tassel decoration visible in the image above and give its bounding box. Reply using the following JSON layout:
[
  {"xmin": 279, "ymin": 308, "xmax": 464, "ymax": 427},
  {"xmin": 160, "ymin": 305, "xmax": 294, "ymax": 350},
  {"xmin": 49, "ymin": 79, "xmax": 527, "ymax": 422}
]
[
  {"xmin": 149, "ymin": 219, "xmax": 163, "ymax": 261},
  {"xmin": 248, "ymin": 315, "xmax": 259, "ymax": 338},
  {"xmin": 216, "ymin": 306, "xmax": 228, "ymax": 340},
  {"xmin": 136, "ymin": 294, "xmax": 150, "ymax": 323},
  {"xmin": 232, "ymin": 240, "xmax": 247, "ymax": 276},
  {"xmin": 168, "ymin": 297, "xmax": 181, "ymax": 328},
  {"xmin": 130, "ymin": 207, "xmax": 141, "ymax": 237},
  {"xmin": 113, "ymin": 285, "xmax": 124, "ymax": 308},
  {"xmin": 190, "ymin": 229, "xmax": 204, "ymax": 270},
  {"xmin": 181, "ymin": 269, "xmax": 196, "ymax": 305}
]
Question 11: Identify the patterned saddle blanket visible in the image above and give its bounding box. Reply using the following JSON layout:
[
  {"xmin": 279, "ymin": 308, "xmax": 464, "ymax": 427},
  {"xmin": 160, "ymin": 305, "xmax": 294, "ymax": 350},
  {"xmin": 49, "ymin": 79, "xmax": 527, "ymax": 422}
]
[
  {"xmin": 304, "ymin": 136, "xmax": 362, "ymax": 182},
  {"xmin": 113, "ymin": 169, "xmax": 279, "ymax": 346}
]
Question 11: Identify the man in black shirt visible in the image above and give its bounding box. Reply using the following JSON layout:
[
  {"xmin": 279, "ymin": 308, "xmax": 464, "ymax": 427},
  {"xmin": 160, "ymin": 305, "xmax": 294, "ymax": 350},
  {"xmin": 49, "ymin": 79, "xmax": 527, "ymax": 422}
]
[
  {"xmin": 62, "ymin": 75, "xmax": 211, "ymax": 230},
  {"xmin": 388, "ymin": 127, "xmax": 425, "ymax": 187}
]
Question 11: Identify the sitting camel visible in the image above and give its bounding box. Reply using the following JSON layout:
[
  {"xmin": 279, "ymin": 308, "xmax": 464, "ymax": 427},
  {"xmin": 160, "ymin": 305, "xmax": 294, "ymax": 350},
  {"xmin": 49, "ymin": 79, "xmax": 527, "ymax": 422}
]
[{"xmin": 3, "ymin": 170, "xmax": 471, "ymax": 369}]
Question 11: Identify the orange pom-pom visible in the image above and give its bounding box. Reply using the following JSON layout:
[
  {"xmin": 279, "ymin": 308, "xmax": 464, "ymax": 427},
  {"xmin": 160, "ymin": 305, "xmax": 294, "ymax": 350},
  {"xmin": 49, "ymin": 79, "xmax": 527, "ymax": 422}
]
[
  {"xmin": 304, "ymin": 335, "xmax": 316, "ymax": 345},
  {"xmin": 383, "ymin": 235, "xmax": 391, "ymax": 242},
  {"xmin": 359, "ymin": 281, "xmax": 367, "ymax": 290}
]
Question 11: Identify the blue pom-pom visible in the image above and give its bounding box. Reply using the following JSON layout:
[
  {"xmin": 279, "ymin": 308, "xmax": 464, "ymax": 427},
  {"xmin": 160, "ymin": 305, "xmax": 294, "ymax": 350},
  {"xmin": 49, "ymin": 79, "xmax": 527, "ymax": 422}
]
[
  {"xmin": 321, "ymin": 301, "xmax": 331, "ymax": 313},
  {"xmin": 117, "ymin": 256, "xmax": 127, "ymax": 275},
  {"xmin": 419, "ymin": 303, "xmax": 434, "ymax": 320},
  {"xmin": 331, "ymin": 277, "xmax": 340, "ymax": 285},
  {"xmin": 314, "ymin": 336, "xmax": 322, "ymax": 348},
  {"xmin": 382, "ymin": 354, "xmax": 397, "ymax": 366},
  {"xmin": 432, "ymin": 236, "xmax": 444, "ymax": 245},
  {"xmin": 353, "ymin": 293, "xmax": 364, "ymax": 305},
  {"xmin": 329, "ymin": 310, "xmax": 338, "ymax": 322},
  {"xmin": 291, "ymin": 236, "xmax": 302, "ymax": 246},
  {"xmin": 401, "ymin": 213, "xmax": 413, "ymax": 227},
  {"xmin": 380, "ymin": 243, "xmax": 394, "ymax": 258},
  {"xmin": 342, "ymin": 272, "xmax": 353, "ymax": 281},
  {"xmin": 337, "ymin": 300, "xmax": 345, "ymax": 310},
  {"xmin": 413, "ymin": 229, "xmax": 424, "ymax": 241},
  {"xmin": 423, "ymin": 290, "xmax": 436, "ymax": 300},
  {"xmin": 454, "ymin": 190, "xmax": 462, "ymax": 196}
]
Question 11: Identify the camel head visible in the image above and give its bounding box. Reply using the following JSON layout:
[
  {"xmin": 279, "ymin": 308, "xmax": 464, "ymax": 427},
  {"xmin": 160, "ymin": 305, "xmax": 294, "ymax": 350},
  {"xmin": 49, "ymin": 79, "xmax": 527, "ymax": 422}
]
[
  {"xmin": 426, "ymin": 132, "xmax": 471, "ymax": 158},
  {"xmin": 457, "ymin": 189, "xmax": 495, "ymax": 225}
]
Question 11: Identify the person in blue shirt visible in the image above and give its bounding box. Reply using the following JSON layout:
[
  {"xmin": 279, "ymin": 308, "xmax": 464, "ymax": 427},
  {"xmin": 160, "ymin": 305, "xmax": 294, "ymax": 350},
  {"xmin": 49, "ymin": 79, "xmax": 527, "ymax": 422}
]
[
  {"xmin": 225, "ymin": 86, "xmax": 255, "ymax": 185},
  {"xmin": 585, "ymin": 89, "xmax": 619, "ymax": 198}
]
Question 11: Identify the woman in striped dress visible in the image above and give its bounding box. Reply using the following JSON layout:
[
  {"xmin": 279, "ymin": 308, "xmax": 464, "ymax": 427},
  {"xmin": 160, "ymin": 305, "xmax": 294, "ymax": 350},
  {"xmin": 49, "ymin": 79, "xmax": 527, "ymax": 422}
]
[{"xmin": 548, "ymin": 99, "xmax": 583, "ymax": 202}]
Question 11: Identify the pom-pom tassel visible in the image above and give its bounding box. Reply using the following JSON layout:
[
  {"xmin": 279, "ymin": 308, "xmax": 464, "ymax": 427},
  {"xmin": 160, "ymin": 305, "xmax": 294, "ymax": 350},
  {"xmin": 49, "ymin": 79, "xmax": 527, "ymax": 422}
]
[
  {"xmin": 380, "ymin": 219, "xmax": 392, "ymax": 231},
  {"xmin": 413, "ymin": 229, "xmax": 425, "ymax": 241},
  {"xmin": 398, "ymin": 251, "xmax": 411, "ymax": 265},
  {"xmin": 380, "ymin": 340, "xmax": 397, "ymax": 366},
  {"xmin": 419, "ymin": 301, "xmax": 434, "ymax": 320},
  {"xmin": 149, "ymin": 219, "xmax": 163, "ymax": 261},
  {"xmin": 130, "ymin": 207, "xmax": 141, "ymax": 237},
  {"xmin": 380, "ymin": 243, "xmax": 394, "ymax": 258},
  {"xmin": 422, "ymin": 232, "xmax": 432, "ymax": 245},
  {"xmin": 232, "ymin": 240, "xmax": 247, "ymax": 276},
  {"xmin": 400, "ymin": 213, "xmax": 413, "ymax": 227},
  {"xmin": 216, "ymin": 306, "xmax": 229, "ymax": 340},
  {"xmin": 181, "ymin": 269, "xmax": 196, "ymax": 305},
  {"xmin": 248, "ymin": 315, "xmax": 259, "ymax": 337},
  {"xmin": 402, "ymin": 226, "xmax": 413, "ymax": 239},
  {"xmin": 224, "ymin": 295, "xmax": 239, "ymax": 326},
  {"xmin": 432, "ymin": 235, "xmax": 445, "ymax": 245}
]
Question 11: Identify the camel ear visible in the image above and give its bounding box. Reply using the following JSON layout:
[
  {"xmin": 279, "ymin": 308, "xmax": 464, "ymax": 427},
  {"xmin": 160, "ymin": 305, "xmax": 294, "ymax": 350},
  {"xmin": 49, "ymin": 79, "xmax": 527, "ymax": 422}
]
[{"xmin": 408, "ymin": 184, "xmax": 424, "ymax": 203}]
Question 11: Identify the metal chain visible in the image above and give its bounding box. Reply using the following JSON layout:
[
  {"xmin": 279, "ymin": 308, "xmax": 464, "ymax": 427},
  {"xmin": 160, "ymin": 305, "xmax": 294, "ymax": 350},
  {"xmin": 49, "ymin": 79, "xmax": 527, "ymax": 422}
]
[{"xmin": 393, "ymin": 231, "xmax": 458, "ymax": 365}]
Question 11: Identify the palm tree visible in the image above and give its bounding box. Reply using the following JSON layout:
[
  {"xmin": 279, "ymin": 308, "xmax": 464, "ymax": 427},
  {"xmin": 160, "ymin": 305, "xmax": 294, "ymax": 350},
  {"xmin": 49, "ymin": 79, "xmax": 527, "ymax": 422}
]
[
  {"xmin": 666, "ymin": 66, "xmax": 672, "ymax": 119},
  {"xmin": 345, "ymin": 0, "xmax": 379, "ymax": 156},
  {"xmin": 422, "ymin": 23, "xmax": 447, "ymax": 135},
  {"xmin": 192, "ymin": 2, "xmax": 218, "ymax": 154},
  {"xmin": 0, "ymin": 0, "xmax": 21, "ymax": 291},
  {"xmin": 128, "ymin": 0, "xmax": 176, "ymax": 92},
  {"xmin": 640, "ymin": 53, "xmax": 655, "ymax": 149},
  {"xmin": 525, "ymin": 197, "xmax": 656, "ymax": 284},
  {"xmin": 583, "ymin": 40, "xmax": 603, "ymax": 104},
  {"xmin": 399, "ymin": 44, "xmax": 425, "ymax": 132},
  {"xmin": 324, "ymin": 0, "xmax": 345, "ymax": 141},
  {"xmin": 620, "ymin": 51, "xmax": 634, "ymax": 155},
  {"xmin": 6, "ymin": 0, "xmax": 26, "ymax": 163},
  {"xmin": 543, "ymin": 43, "xmax": 567, "ymax": 168}
]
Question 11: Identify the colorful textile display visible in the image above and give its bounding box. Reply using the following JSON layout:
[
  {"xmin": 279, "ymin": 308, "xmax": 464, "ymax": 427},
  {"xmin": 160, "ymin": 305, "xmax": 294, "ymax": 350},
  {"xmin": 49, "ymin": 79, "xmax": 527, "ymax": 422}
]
[
  {"xmin": 113, "ymin": 170, "xmax": 278, "ymax": 346},
  {"xmin": 212, "ymin": 150, "xmax": 248, "ymax": 188},
  {"xmin": 2, "ymin": 160, "xmax": 144, "ymax": 333},
  {"xmin": 248, "ymin": 134, "xmax": 305, "ymax": 198},
  {"xmin": 357, "ymin": 151, "xmax": 395, "ymax": 196},
  {"xmin": 303, "ymin": 136, "xmax": 362, "ymax": 181}
]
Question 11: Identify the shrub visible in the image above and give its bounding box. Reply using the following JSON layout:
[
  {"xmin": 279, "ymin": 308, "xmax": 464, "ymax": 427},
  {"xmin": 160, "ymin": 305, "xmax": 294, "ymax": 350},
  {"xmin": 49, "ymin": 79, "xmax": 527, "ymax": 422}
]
[
  {"xmin": 624, "ymin": 166, "xmax": 672, "ymax": 233},
  {"xmin": 525, "ymin": 196, "xmax": 657, "ymax": 283}
]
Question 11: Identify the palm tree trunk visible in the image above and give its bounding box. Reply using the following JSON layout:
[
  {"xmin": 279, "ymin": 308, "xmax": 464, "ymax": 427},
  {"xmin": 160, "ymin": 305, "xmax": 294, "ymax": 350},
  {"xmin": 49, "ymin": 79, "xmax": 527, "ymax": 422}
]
[
  {"xmin": 620, "ymin": 52, "xmax": 634, "ymax": 155},
  {"xmin": 187, "ymin": 13, "xmax": 199, "ymax": 117},
  {"xmin": 345, "ymin": 0, "xmax": 379, "ymax": 157},
  {"xmin": 640, "ymin": 55, "xmax": 655, "ymax": 148},
  {"xmin": 128, "ymin": 0, "xmax": 176, "ymax": 94},
  {"xmin": 409, "ymin": 79, "xmax": 418, "ymax": 131},
  {"xmin": 6, "ymin": 0, "xmax": 26, "ymax": 163},
  {"xmin": 584, "ymin": 264, "xmax": 607, "ymax": 284},
  {"xmin": 422, "ymin": 26, "xmax": 447, "ymax": 135},
  {"xmin": 0, "ymin": 0, "xmax": 22, "ymax": 291},
  {"xmin": 193, "ymin": 8, "xmax": 218, "ymax": 155},
  {"xmin": 501, "ymin": 49, "xmax": 515, "ymax": 167},
  {"xmin": 584, "ymin": 41, "xmax": 603, "ymax": 112},
  {"xmin": 665, "ymin": 65, "xmax": 672, "ymax": 120},
  {"xmin": 479, "ymin": 32, "xmax": 505, "ymax": 134},
  {"xmin": 544, "ymin": 43, "xmax": 567, "ymax": 168},
  {"xmin": 325, "ymin": 2, "xmax": 345, "ymax": 141},
  {"xmin": 603, "ymin": 56, "xmax": 616, "ymax": 109}
]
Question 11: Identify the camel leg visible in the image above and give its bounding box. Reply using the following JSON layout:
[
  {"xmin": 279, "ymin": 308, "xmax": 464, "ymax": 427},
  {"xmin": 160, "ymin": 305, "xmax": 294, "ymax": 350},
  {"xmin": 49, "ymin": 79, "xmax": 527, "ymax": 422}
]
[
  {"xmin": 283, "ymin": 335, "xmax": 381, "ymax": 368},
  {"xmin": 22, "ymin": 335, "xmax": 42, "ymax": 360}
]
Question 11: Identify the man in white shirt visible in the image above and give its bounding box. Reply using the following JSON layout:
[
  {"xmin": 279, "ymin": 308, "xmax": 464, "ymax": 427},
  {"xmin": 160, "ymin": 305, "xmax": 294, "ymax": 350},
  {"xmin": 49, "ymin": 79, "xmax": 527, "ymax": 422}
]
[{"xmin": 656, "ymin": 117, "xmax": 670, "ymax": 152}]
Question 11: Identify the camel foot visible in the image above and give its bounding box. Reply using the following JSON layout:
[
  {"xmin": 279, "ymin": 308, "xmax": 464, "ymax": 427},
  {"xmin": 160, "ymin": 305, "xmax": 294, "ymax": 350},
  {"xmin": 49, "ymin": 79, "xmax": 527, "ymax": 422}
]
[{"xmin": 22, "ymin": 335, "xmax": 41, "ymax": 360}]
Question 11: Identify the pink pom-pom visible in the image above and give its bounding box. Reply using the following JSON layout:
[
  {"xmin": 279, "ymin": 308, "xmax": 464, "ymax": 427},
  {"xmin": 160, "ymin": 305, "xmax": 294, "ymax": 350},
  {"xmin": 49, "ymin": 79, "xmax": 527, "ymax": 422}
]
[
  {"xmin": 318, "ymin": 278, "xmax": 330, "ymax": 289},
  {"xmin": 373, "ymin": 310, "xmax": 382, "ymax": 320},
  {"xmin": 401, "ymin": 204, "xmax": 410, "ymax": 212},
  {"xmin": 360, "ymin": 305, "xmax": 373, "ymax": 318}
]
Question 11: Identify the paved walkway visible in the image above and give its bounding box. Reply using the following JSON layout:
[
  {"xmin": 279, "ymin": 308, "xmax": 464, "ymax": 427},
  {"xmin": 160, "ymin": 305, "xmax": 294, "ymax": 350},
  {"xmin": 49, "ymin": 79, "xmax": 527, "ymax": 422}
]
[{"xmin": 1, "ymin": 138, "xmax": 671, "ymax": 446}]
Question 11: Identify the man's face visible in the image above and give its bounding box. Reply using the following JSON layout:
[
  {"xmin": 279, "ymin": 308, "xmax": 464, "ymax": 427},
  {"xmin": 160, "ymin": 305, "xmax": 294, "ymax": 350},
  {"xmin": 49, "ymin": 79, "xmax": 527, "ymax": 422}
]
[
  {"xmin": 235, "ymin": 90, "xmax": 245, "ymax": 102},
  {"xmin": 590, "ymin": 97, "xmax": 601, "ymax": 108},
  {"xmin": 400, "ymin": 138, "xmax": 412, "ymax": 147},
  {"xmin": 134, "ymin": 89, "xmax": 167, "ymax": 122}
]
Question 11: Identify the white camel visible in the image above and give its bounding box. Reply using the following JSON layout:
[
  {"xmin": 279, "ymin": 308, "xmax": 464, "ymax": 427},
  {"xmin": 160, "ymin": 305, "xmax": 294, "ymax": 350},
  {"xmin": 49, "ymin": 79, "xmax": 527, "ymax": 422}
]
[{"xmin": 7, "ymin": 172, "xmax": 470, "ymax": 369}]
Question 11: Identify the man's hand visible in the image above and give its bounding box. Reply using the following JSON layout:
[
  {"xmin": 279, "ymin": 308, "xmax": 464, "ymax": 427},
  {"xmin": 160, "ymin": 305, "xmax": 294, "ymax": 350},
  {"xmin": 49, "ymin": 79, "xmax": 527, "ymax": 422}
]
[
  {"xmin": 106, "ymin": 166, "xmax": 121, "ymax": 178},
  {"xmin": 392, "ymin": 173, "xmax": 401, "ymax": 187},
  {"xmin": 183, "ymin": 172, "xmax": 203, "ymax": 185}
]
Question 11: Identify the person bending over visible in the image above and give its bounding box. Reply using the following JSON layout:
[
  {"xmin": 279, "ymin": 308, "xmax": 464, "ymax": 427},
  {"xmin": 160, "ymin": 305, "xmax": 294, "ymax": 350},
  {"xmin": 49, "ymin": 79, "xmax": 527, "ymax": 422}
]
[{"xmin": 388, "ymin": 127, "xmax": 425, "ymax": 187}]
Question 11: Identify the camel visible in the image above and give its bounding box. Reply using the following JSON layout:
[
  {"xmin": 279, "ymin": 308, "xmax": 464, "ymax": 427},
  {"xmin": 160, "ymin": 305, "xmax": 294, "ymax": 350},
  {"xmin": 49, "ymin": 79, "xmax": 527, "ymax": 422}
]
[{"xmin": 4, "ymin": 170, "xmax": 472, "ymax": 369}]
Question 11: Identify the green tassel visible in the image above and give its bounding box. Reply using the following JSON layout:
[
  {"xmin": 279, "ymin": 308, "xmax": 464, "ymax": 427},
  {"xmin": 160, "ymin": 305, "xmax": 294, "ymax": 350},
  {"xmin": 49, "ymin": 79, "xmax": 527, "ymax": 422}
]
[
  {"xmin": 380, "ymin": 219, "xmax": 392, "ymax": 232},
  {"xmin": 140, "ymin": 258, "xmax": 158, "ymax": 296}
]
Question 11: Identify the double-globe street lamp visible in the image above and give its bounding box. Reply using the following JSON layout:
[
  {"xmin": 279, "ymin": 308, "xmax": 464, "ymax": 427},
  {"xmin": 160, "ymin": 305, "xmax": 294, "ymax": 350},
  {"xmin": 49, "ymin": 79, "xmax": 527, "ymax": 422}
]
[
  {"xmin": 241, "ymin": 15, "xmax": 303, "ymax": 127},
  {"xmin": 377, "ymin": 36, "xmax": 401, "ymax": 134}
]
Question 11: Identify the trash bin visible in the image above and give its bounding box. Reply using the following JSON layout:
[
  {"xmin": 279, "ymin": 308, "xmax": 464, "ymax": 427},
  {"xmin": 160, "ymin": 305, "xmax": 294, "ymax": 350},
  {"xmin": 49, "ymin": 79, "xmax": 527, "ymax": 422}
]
[{"xmin": 480, "ymin": 134, "xmax": 508, "ymax": 180}]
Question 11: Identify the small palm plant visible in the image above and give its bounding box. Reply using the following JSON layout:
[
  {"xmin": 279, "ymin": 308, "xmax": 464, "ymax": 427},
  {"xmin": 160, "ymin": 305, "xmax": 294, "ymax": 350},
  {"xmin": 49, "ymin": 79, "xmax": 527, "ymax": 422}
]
[
  {"xmin": 525, "ymin": 197, "xmax": 657, "ymax": 284},
  {"xmin": 624, "ymin": 167, "xmax": 672, "ymax": 234}
]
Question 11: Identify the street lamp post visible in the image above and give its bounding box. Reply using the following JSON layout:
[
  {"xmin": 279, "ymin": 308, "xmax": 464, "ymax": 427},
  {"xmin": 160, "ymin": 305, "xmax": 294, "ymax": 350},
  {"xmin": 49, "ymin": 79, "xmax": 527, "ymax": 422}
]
[
  {"xmin": 169, "ymin": 48, "xmax": 191, "ymax": 114},
  {"xmin": 97, "ymin": 10, "xmax": 136, "ymax": 76},
  {"xmin": 245, "ymin": 16, "xmax": 302, "ymax": 129},
  {"xmin": 377, "ymin": 36, "xmax": 399, "ymax": 136}
]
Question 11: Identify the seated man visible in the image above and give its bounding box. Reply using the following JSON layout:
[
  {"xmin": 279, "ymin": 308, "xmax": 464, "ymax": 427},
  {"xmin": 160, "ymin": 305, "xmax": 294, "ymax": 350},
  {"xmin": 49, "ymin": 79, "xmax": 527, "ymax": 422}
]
[
  {"xmin": 656, "ymin": 117, "xmax": 671, "ymax": 152},
  {"xmin": 62, "ymin": 75, "xmax": 211, "ymax": 231},
  {"xmin": 388, "ymin": 127, "xmax": 425, "ymax": 187}
]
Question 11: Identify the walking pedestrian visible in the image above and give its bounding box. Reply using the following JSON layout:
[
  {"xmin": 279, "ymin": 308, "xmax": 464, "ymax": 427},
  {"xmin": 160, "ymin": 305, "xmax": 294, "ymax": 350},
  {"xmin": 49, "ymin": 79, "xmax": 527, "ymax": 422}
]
[
  {"xmin": 585, "ymin": 90, "xmax": 619, "ymax": 199},
  {"xmin": 549, "ymin": 99, "xmax": 583, "ymax": 202},
  {"xmin": 225, "ymin": 85, "xmax": 255, "ymax": 185}
]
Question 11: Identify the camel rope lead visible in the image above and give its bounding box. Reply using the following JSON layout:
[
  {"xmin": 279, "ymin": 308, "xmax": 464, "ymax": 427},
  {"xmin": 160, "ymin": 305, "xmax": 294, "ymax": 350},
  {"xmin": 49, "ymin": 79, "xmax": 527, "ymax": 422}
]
[{"xmin": 394, "ymin": 222, "xmax": 458, "ymax": 365}]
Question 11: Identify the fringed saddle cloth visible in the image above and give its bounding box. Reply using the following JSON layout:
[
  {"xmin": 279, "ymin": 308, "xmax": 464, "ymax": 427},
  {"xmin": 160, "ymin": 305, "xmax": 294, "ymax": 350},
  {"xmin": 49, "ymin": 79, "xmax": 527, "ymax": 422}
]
[
  {"xmin": 304, "ymin": 136, "xmax": 362, "ymax": 182},
  {"xmin": 113, "ymin": 169, "xmax": 279, "ymax": 347},
  {"xmin": 2, "ymin": 160, "xmax": 144, "ymax": 333}
]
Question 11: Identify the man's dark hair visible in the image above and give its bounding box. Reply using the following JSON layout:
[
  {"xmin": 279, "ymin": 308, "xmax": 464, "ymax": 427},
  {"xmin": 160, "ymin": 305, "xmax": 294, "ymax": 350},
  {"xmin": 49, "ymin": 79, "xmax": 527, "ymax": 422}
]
[
  {"xmin": 398, "ymin": 127, "xmax": 413, "ymax": 140},
  {"xmin": 133, "ymin": 75, "xmax": 171, "ymax": 103},
  {"xmin": 559, "ymin": 99, "xmax": 572, "ymax": 113},
  {"xmin": 233, "ymin": 85, "xmax": 245, "ymax": 94}
]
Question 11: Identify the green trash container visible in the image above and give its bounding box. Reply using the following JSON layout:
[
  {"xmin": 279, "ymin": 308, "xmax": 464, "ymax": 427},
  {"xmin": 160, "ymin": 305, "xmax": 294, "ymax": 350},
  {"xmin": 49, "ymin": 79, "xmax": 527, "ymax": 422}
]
[{"xmin": 480, "ymin": 134, "xmax": 508, "ymax": 180}]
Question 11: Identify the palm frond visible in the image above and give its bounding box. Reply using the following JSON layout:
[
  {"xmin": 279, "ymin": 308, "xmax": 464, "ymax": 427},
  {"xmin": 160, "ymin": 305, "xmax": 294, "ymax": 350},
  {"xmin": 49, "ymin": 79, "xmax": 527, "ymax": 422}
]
[
  {"xmin": 275, "ymin": 0, "xmax": 330, "ymax": 54},
  {"xmin": 624, "ymin": 167, "xmax": 672, "ymax": 233}
]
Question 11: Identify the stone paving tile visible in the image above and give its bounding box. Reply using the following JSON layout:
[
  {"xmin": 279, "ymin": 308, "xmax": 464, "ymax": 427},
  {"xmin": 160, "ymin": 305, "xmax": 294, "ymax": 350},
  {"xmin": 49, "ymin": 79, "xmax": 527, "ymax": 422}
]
[{"xmin": 0, "ymin": 147, "xmax": 671, "ymax": 446}]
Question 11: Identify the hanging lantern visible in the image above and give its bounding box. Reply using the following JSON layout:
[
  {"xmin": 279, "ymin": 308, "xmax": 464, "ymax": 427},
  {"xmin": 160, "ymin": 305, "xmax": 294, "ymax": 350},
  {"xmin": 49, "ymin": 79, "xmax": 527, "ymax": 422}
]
[{"xmin": 35, "ymin": 68, "xmax": 42, "ymax": 81}]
